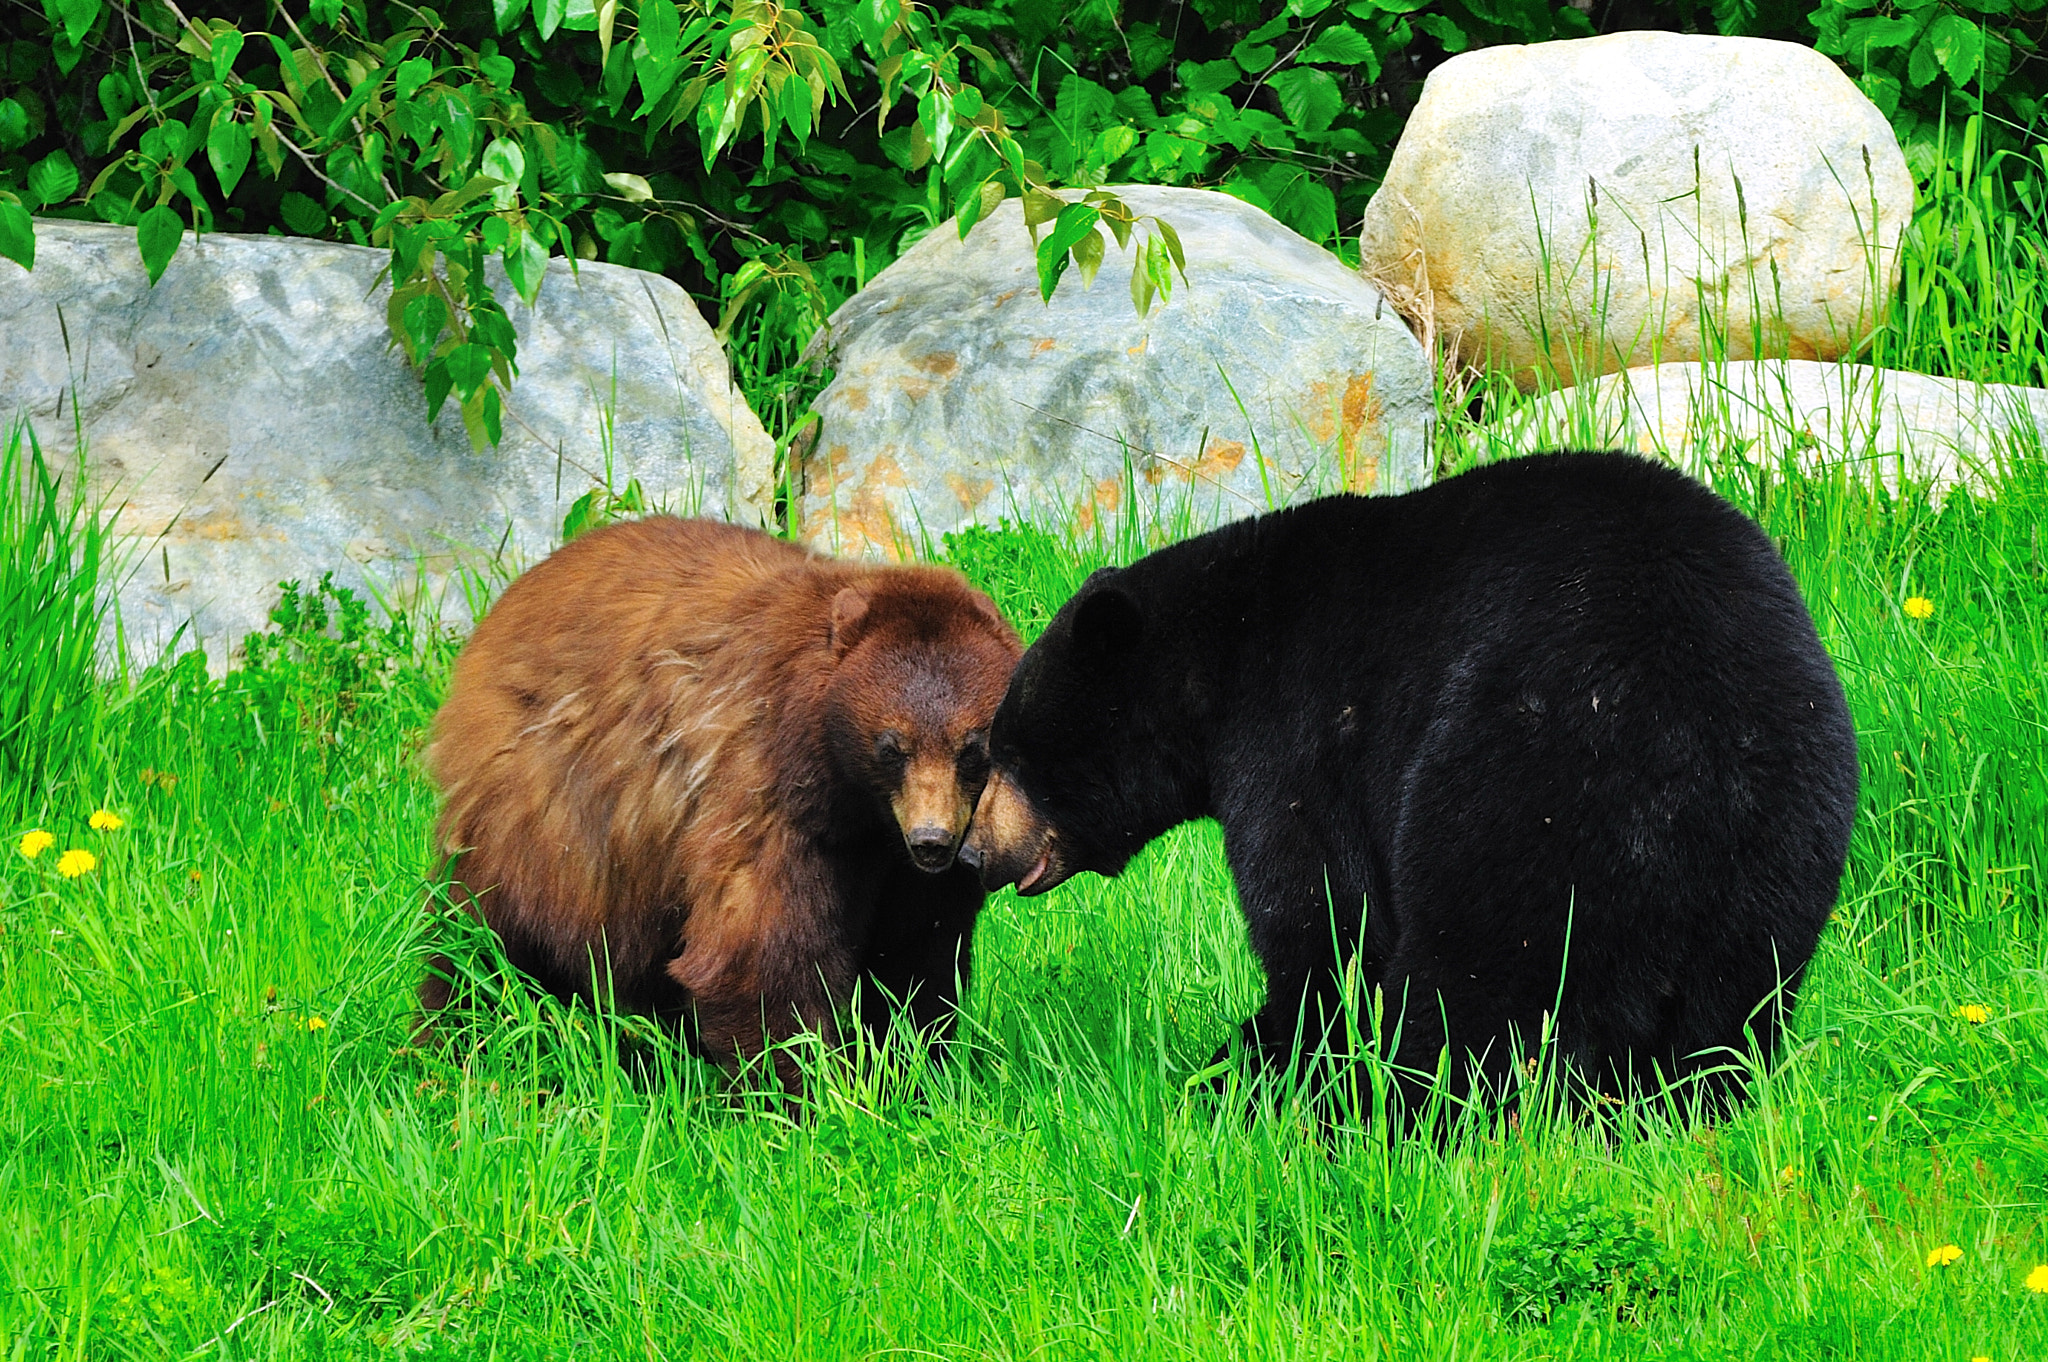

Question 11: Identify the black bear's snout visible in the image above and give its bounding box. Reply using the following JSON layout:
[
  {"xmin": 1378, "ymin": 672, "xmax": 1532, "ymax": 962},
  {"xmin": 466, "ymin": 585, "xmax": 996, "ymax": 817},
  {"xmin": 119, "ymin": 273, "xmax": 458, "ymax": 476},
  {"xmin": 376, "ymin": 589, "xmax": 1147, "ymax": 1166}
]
[{"xmin": 906, "ymin": 826, "xmax": 957, "ymax": 872}]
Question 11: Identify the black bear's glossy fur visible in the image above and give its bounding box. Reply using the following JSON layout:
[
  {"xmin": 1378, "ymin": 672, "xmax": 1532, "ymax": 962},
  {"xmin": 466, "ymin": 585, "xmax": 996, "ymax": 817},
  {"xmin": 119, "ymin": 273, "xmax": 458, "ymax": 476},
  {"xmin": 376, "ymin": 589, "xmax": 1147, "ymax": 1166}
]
[{"xmin": 968, "ymin": 452, "xmax": 1858, "ymax": 1113}]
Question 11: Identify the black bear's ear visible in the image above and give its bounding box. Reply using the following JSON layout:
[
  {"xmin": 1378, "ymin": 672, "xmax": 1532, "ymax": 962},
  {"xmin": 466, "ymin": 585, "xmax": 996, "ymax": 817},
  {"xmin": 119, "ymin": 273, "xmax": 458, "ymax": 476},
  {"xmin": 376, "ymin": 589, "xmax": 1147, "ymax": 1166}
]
[
  {"xmin": 1071, "ymin": 583, "xmax": 1143, "ymax": 659},
  {"xmin": 829, "ymin": 586, "xmax": 871, "ymax": 657}
]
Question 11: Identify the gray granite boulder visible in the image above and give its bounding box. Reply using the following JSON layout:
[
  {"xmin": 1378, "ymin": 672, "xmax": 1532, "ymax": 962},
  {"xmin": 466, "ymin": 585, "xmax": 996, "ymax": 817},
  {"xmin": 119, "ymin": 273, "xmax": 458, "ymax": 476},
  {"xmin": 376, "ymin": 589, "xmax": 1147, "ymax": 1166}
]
[
  {"xmin": 1499, "ymin": 360, "xmax": 2046, "ymax": 497},
  {"xmin": 1, "ymin": 219, "xmax": 773, "ymax": 667},
  {"xmin": 800, "ymin": 185, "xmax": 1433, "ymax": 557},
  {"xmin": 1360, "ymin": 33, "xmax": 1913, "ymax": 389}
]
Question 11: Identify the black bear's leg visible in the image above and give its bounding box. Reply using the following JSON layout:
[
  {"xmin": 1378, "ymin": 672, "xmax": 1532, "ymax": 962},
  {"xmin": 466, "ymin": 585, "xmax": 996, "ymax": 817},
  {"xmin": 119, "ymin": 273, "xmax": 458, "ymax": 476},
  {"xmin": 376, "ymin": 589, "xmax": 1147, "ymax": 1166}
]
[
  {"xmin": 1218, "ymin": 821, "xmax": 1366, "ymax": 1087},
  {"xmin": 857, "ymin": 859, "xmax": 983, "ymax": 1056},
  {"xmin": 1375, "ymin": 954, "xmax": 1560, "ymax": 1129}
]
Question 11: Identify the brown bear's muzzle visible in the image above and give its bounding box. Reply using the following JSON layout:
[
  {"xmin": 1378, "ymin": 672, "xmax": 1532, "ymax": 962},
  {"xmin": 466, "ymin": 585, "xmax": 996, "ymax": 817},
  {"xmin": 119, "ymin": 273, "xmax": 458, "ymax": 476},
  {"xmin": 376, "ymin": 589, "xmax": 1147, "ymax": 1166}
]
[
  {"xmin": 961, "ymin": 768, "xmax": 1068, "ymax": 895},
  {"xmin": 894, "ymin": 755, "xmax": 975, "ymax": 873}
]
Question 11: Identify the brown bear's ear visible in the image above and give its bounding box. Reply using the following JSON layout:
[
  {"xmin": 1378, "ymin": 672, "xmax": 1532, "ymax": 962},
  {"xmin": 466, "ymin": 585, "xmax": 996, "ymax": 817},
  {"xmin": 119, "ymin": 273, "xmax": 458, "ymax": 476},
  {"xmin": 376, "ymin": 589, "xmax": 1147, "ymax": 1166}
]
[{"xmin": 829, "ymin": 586, "xmax": 871, "ymax": 657}]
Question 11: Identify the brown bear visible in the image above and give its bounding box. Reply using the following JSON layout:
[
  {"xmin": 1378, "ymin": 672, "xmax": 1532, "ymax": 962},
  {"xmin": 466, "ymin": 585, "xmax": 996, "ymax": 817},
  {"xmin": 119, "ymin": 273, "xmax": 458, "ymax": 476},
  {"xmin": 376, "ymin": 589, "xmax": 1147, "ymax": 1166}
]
[{"xmin": 421, "ymin": 516, "xmax": 1022, "ymax": 1087}]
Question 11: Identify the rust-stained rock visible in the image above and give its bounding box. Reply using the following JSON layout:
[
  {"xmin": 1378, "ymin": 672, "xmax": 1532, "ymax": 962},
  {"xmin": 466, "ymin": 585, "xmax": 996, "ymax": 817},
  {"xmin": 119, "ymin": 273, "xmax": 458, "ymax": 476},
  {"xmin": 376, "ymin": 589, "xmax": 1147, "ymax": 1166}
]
[
  {"xmin": 1359, "ymin": 32, "xmax": 1912, "ymax": 390},
  {"xmin": 0, "ymin": 220, "xmax": 773, "ymax": 667},
  {"xmin": 801, "ymin": 185, "xmax": 1432, "ymax": 557}
]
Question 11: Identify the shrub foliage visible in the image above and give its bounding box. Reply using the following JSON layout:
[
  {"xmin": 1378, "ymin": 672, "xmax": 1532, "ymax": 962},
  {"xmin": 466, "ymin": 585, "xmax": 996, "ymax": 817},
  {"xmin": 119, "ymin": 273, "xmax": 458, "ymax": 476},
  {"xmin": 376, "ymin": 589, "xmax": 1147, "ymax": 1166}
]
[{"xmin": 0, "ymin": 1, "xmax": 2040, "ymax": 440}]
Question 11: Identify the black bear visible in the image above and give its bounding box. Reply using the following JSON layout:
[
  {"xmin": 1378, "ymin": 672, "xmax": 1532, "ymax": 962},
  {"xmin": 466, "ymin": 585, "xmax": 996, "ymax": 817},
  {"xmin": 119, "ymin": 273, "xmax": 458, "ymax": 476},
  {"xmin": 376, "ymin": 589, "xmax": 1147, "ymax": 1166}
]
[
  {"xmin": 963, "ymin": 452, "xmax": 1857, "ymax": 1115},
  {"xmin": 424, "ymin": 517, "xmax": 1022, "ymax": 1088}
]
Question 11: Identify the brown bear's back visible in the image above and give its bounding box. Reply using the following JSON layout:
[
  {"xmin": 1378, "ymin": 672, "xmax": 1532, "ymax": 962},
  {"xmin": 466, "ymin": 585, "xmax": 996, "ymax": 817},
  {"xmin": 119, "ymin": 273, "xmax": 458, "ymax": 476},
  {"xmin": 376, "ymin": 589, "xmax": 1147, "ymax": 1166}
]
[{"xmin": 426, "ymin": 517, "xmax": 856, "ymax": 1006}]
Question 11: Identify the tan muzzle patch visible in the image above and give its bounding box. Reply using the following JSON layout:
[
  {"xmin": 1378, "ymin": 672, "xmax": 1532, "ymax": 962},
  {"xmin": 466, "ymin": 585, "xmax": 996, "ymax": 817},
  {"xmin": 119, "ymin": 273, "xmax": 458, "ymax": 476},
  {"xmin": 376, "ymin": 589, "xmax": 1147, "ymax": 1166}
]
[
  {"xmin": 894, "ymin": 755, "xmax": 974, "ymax": 871},
  {"xmin": 961, "ymin": 767, "xmax": 1060, "ymax": 893}
]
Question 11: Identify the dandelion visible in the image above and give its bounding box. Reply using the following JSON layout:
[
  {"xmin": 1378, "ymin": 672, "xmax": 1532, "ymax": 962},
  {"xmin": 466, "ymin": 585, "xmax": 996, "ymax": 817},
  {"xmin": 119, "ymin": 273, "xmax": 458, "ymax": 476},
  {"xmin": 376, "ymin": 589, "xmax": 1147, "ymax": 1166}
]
[
  {"xmin": 56, "ymin": 849, "xmax": 97, "ymax": 878},
  {"xmin": 1954, "ymin": 1003, "xmax": 1991, "ymax": 1024},
  {"xmin": 17, "ymin": 829, "xmax": 54, "ymax": 859},
  {"xmin": 2028, "ymin": 1263, "xmax": 2048, "ymax": 1293},
  {"xmin": 89, "ymin": 809, "xmax": 124, "ymax": 831},
  {"xmin": 1777, "ymin": 1164, "xmax": 1799, "ymax": 1185},
  {"xmin": 1903, "ymin": 595, "xmax": 1934, "ymax": 620},
  {"xmin": 1927, "ymin": 1244, "xmax": 1963, "ymax": 1267},
  {"xmin": 306, "ymin": 1016, "xmax": 327, "ymax": 1032},
  {"xmin": 187, "ymin": 868, "xmax": 202, "ymax": 884}
]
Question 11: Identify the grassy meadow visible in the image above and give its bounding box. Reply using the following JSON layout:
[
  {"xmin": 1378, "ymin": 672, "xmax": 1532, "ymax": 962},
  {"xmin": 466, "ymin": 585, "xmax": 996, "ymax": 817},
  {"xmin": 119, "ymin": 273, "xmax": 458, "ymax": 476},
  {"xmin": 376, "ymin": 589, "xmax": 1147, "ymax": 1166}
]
[{"xmin": 4, "ymin": 128, "xmax": 2048, "ymax": 1360}]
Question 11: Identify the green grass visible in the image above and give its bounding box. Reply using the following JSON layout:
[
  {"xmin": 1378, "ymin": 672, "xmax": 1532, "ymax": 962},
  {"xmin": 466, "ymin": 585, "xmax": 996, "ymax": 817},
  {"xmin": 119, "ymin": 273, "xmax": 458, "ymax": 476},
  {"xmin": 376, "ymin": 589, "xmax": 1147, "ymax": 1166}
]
[{"xmin": 2, "ymin": 412, "xmax": 2044, "ymax": 1358}]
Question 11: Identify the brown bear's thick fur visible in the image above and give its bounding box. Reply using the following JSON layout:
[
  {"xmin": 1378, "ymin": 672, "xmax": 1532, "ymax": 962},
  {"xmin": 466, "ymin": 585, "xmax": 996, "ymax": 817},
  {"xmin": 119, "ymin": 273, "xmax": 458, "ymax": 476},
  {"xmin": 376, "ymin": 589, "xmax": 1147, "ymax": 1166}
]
[{"xmin": 422, "ymin": 516, "xmax": 1021, "ymax": 1085}]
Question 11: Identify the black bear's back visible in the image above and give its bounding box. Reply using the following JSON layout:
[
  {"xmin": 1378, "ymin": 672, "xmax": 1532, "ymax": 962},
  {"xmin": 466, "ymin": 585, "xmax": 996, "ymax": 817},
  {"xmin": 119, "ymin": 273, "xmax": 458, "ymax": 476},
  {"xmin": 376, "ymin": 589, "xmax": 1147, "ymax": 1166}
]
[{"xmin": 1203, "ymin": 453, "xmax": 1858, "ymax": 1097}]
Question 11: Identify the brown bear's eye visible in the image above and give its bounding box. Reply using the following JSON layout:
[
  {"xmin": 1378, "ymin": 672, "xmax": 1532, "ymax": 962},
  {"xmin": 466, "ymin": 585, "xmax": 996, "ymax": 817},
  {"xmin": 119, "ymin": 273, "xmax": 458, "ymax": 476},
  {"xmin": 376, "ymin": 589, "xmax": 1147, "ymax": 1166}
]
[
  {"xmin": 875, "ymin": 730, "xmax": 908, "ymax": 766},
  {"xmin": 956, "ymin": 734, "xmax": 991, "ymax": 786}
]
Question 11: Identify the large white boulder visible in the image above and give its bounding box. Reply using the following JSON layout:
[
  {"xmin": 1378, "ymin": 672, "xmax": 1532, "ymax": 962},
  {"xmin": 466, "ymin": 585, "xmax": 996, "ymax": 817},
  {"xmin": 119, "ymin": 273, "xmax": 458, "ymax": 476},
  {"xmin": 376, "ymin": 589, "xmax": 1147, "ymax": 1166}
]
[
  {"xmin": 1499, "ymin": 360, "xmax": 2046, "ymax": 497},
  {"xmin": 0, "ymin": 220, "xmax": 774, "ymax": 666},
  {"xmin": 800, "ymin": 185, "xmax": 1434, "ymax": 557},
  {"xmin": 1360, "ymin": 33, "xmax": 1913, "ymax": 389}
]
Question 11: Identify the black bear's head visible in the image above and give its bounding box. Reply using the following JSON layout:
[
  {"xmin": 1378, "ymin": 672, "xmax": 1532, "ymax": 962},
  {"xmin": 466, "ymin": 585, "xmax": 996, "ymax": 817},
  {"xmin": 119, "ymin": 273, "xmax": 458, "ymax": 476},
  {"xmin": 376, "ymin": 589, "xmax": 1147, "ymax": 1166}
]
[{"xmin": 963, "ymin": 566, "xmax": 1203, "ymax": 895}]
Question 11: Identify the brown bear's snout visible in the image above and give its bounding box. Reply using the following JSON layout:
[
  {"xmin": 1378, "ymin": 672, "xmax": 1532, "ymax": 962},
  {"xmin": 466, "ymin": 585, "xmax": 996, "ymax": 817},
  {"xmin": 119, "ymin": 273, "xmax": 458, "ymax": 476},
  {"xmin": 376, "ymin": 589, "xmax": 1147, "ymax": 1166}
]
[{"xmin": 894, "ymin": 754, "xmax": 974, "ymax": 873}]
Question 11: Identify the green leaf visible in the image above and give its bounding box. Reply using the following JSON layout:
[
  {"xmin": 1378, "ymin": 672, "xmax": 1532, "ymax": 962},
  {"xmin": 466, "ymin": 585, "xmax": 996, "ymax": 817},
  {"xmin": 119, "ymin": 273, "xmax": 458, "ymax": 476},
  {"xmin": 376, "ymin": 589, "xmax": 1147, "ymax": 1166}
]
[
  {"xmin": 1925, "ymin": 13, "xmax": 1983, "ymax": 85},
  {"xmin": 1036, "ymin": 201, "xmax": 1102, "ymax": 300},
  {"xmin": 781, "ymin": 75, "xmax": 813, "ymax": 147},
  {"xmin": 53, "ymin": 0, "xmax": 101, "ymax": 46},
  {"xmin": 493, "ymin": 0, "xmax": 529, "ymax": 32},
  {"xmin": 424, "ymin": 356, "xmax": 455, "ymax": 419},
  {"xmin": 0, "ymin": 201, "xmax": 33, "ymax": 271},
  {"xmin": 1178, "ymin": 59, "xmax": 1240, "ymax": 95},
  {"xmin": 1270, "ymin": 67, "xmax": 1343, "ymax": 134},
  {"xmin": 640, "ymin": 0, "xmax": 682, "ymax": 61},
  {"xmin": 1286, "ymin": 0, "xmax": 1339, "ymax": 16},
  {"xmin": 1232, "ymin": 41, "xmax": 1278, "ymax": 73},
  {"xmin": 462, "ymin": 383, "xmax": 504, "ymax": 450},
  {"xmin": 503, "ymin": 228, "xmax": 549, "ymax": 306},
  {"xmin": 207, "ymin": 117, "xmax": 252, "ymax": 198},
  {"xmin": 0, "ymin": 99, "xmax": 27, "ymax": 152},
  {"xmin": 1070, "ymin": 224, "xmax": 1105, "ymax": 288},
  {"xmin": 1411, "ymin": 12, "xmax": 1466, "ymax": 53},
  {"xmin": 446, "ymin": 343, "xmax": 494, "ymax": 401},
  {"xmin": 1907, "ymin": 34, "xmax": 1941, "ymax": 88},
  {"xmin": 482, "ymin": 138, "xmax": 526, "ymax": 209},
  {"xmin": 278, "ymin": 190, "xmax": 328, "ymax": 235},
  {"xmin": 1090, "ymin": 125, "xmax": 1137, "ymax": 169},
  {"xmin": 537, "ymin": 0, "xmax": 568, "ymax": 41},
  {"xmin": 211, "ymin": 27, "xmax": 244, "ymax": 84},
  {"xmin": 396, "ymin": 57, "xmax": 434, "ymax": 105},
  {"xmin": 1299, "ymin": 23, "xmax": 1376, "ymax": 66},
  {"xmin": 26, "ymin": 151, "xmax": 79, "ymax": 209},
  {"xmin": 136, "ymin": 204, "xmax": 184, "ymax": 286},
  {"xmin": 1843, "ymin": 15, "xmax": 1923, "ymax": 53},
  {"xmin": 402, "ymin": 292, "xmax": 447, "ymax": 360},
  {"xmin": 602, "ymin": 172, "xmax": 654, "ymax": 202}
]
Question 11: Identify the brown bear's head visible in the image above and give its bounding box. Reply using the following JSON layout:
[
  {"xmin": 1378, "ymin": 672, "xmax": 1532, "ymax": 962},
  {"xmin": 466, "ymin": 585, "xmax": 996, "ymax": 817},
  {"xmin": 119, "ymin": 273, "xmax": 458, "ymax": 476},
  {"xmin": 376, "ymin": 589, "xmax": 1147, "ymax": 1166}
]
[{"xmin": 823, "ymin": 570, "xmax": 1022, "ymax": 873}]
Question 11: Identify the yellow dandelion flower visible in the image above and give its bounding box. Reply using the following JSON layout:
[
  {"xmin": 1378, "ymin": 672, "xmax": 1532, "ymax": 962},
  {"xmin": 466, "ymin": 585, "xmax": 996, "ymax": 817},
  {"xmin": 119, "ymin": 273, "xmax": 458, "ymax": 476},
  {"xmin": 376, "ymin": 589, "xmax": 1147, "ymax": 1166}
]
[
  {"xmin": 88, "ymin": 809, "xmax": 124, "ymax": 831},
  {"xmin": 2028, "ymin": 1263, "xmax": 2048, "ymax": 1293},
  {"xmin": 1954, "ymin": 1003, "xmax": 1991, "ymax": 1024},
  {"xmin": 1903, "ymin": 595, "xmax": 1934, "ymax": 620},
  {"xmin": 188, "ymin": 868, "xmax": 202, "ymax": 884},
  {"xmin": 1927, "ymin": 1243, "xmax": 1963, "ymax": 1267},
  {"xmin": 56, "ymin": 849, "xmax": 97, "ymax": 878},
  {"xmin": 17, "ymin": 829, "xmax": 54, "ymax": 859},
  {"xmin": 1972, "ymin": 1356, "xmax": 1991, "ymax": 1362},
  {"xmin": 1777, "ymin": 1164, "xmax": 1799, "ymax": 1184},
  {"xmin": 306, "ymin": 1016, "xmax": 327, "ymax": 1032}
]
